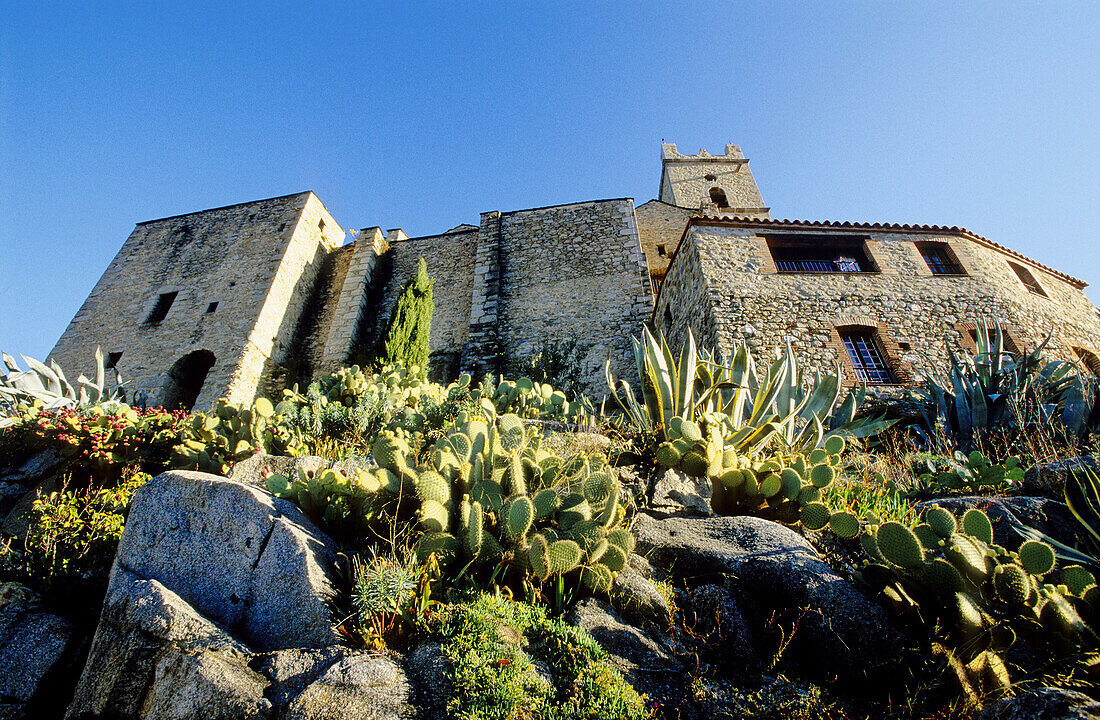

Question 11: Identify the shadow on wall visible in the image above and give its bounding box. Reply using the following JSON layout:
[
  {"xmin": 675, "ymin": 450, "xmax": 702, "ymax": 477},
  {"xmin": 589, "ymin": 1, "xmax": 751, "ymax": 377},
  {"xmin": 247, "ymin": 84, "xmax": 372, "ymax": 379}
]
[{"xmin": 162, "ymin": 350, "xmax": 216, "ymax": 411}]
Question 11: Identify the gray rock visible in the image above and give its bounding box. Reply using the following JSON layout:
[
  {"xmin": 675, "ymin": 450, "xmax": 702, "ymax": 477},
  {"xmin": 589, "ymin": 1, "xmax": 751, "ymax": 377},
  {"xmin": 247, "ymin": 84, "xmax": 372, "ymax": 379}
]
[
  {"xmin": 113, "ymin": 470, "xmax": 337, "ymax": 650},
  {"xmin": 0, "ymin": 481, "xmax": 28, "ymax": 518},
  {"xmin": 404, "ymin": 641, "xmax": 452, "ymax": 716},
  {"xmin": 650, "ymin": 467, "xmax": 713, "ymax": 516},
  {"xmin": 251, "ymin": 647, "xmax": 343, "ymax": 706},
  {"xmin": 685, "ymin": 584, "xmax": 757, "ymax": 676},
  {"xmin": 566, "ymin": 597, "xmax": 683, "ymax": 709},
  {"xmin": 0, "ymin": 582, "xmax": 76, "ymax": 719},
  {"xmin": 692, "ymin": 675, "xmax": 837, "ymax": 719},
  {"xmin": 913, "ymin": 496, "xmax": 1086, "ymax": 549},
  {"xmin": 634, "ymin": 513, "xmax": 912, "ymax": 686},
  {"xmin": 0, "ymin": 449, "xmax": 63, "ymax": 485},
  {"xmin": 283, "ymin": 653, "xmax": 412, "ymax": 720},
  {"xmin": 976, "ymin": 686, "xmax": 1100, "ymax": 720},
  {"xmin": 610, "ymin": 562, "xmax": 674, "ymax": 631},
  {"xmin": 1024, "ymin": 456, "xmax": 1100, "ymax": 497},
  {"xmin": 1, "ymin": 476, "xmax": 61, "ymax": 539},
  {"xmin": 66, "ymin": 569, "xmax": 272, "ymax": 720}
]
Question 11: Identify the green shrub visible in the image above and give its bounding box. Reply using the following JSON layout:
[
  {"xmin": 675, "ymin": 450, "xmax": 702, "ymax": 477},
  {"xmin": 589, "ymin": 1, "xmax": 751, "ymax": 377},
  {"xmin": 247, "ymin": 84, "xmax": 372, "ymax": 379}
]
[
  {"xmin": 378, "ymin": 257, "xmax": 433, "ymax": 371},
  {"xmin": 0, "ymin": 472, "xmax": 148, "ymax": 607},
  {"xmin": 905, "ymin": 450, "xmax": 1023, "ymax": 497},
  {"xmin": 431, "ymin": 594, "xmax": 650, "ymax": 719}
]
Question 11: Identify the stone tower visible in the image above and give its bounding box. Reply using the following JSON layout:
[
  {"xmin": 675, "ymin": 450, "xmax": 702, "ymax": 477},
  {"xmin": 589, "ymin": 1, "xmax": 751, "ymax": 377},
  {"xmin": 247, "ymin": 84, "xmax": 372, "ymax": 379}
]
[{"xmin": 658, "ymin": 143, "xmax": 769, "ymax": 218}]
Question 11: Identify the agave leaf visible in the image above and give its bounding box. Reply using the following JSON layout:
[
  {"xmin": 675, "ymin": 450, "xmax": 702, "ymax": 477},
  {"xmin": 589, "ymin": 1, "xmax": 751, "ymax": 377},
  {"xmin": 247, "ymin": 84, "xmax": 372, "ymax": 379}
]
[{"xmin": 22, "ymin": 355, "xmax": 62, "ymax": 395}]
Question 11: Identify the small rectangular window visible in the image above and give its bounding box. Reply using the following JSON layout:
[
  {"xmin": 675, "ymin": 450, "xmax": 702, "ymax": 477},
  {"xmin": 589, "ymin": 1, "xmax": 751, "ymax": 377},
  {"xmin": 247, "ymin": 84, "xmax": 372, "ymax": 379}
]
[
  {"xmin": 917, "ymin": 242, "xmax": 965, "ymax": 275},
  {"xmin": 840, "ymin": 330, "xmax": 895, "ymax": 383},
  {"xmin": 105, "ymin": 352, "xmax": 123, "ymax": 369},
  {"xmin": 766, "ymin": 235, "xmax": 876, "ymax": 273},
  {"xmin": 1008, "ymin": 262, "xmax": 1048, "ymax": 297},
  {"xmin": 146, "ymin": 292, "xmax": 178, "ymax": 324},
  {"xmin": 657, "ymin": 244, "xmax": 667, "ymax": 257},
  {"xmin": 205, "ymin": 301, "xmax": 219, "ymax": 314}
]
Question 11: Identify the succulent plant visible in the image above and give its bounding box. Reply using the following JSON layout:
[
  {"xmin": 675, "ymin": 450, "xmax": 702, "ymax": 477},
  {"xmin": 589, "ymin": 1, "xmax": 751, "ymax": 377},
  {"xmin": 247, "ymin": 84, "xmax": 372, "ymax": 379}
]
[
  {"xmin": 172, "ymin": 396, "xmax": 276, "ymax": 475},
  {"xmin": 854, "ymin": 505, "xmax": 1098, "ymax": 707},
  {"xmin": 408, "ymin": 407, "xmax": 632, "ymax": 596}
]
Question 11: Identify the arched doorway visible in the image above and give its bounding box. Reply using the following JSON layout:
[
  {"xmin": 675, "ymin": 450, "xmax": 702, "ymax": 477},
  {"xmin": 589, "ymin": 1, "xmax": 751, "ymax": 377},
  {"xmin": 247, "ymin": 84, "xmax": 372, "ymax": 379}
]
[{"xmin": 162, "ymin": 350, "xmax": 216, "ymax": 411}]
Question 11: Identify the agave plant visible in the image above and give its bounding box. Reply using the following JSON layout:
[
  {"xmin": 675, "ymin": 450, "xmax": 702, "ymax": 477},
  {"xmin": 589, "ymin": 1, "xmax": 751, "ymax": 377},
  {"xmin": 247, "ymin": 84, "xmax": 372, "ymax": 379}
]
[
  {"xmin": 606, "ymin": 328, "xmax": 892, "ymax": 456},
  {"xmin": 0, "ymin": 348, "xmax": 124, "ymax": 426},
  {"xmin": 909, "ymin": 319, "xmax": 1094, "ymax": 451}
]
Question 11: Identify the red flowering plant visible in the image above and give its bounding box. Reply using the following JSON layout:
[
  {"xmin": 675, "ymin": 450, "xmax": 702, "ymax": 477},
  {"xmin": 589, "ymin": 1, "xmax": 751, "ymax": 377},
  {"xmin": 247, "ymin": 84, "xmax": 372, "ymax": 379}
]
[{"xmin": 24, "ymin": 405, "xmax": 188, "ymax": 485}]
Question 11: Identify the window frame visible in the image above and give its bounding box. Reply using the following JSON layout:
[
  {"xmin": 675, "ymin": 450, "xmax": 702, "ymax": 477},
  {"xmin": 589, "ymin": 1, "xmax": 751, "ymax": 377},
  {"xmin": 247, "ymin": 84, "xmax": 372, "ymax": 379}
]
[
  {"xmin": 916, "ymin": 241, "xmax": 966, "ymax": 276},
  {"xmin": 1008, "ymin": 261, "xmax": 1049, "ymax": 298},
  {"xmin": 838, "ymin": 329, "xmax": 896, "ymax": 384},
  {"xmin": 764, "ymin": 234, "xmax": 879, "ymax": 274}
]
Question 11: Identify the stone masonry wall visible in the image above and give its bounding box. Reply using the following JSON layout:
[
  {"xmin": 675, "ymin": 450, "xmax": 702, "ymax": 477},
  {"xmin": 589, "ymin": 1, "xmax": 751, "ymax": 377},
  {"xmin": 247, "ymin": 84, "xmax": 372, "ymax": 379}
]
[
  {"xmin": 355, "ymin": 228, "xmax": 477, "ymax": 380},
  {"xmin": 48, "ymin": 192, "xmax": 336, "ymax": 410},
  {"xmin": 635, "ymin": 200, "xmax": 694, "ymax": 291},
  {"xmin": 651, "ymin": 231, "xmax": 721, "ymax": 357},
  {"xmin": 466, "ymin": 199, "xmax": 653, "ymax": 395},
  {"xmin": 659, "ymin": 144, "xmax": 768, "ymax": 214},
  {"xmin": 654, "ymin": 219, "xmax": 1100, "ymax": 389}
]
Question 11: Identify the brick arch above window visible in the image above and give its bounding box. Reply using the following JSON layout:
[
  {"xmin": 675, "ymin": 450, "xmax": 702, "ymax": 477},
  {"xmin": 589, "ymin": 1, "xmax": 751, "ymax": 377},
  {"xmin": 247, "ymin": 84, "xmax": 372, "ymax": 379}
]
[
  {"xmin": 954, "ymin": 321, "xmax": 1026, "ymax": 356},
  {"xmin": 1072, "ymin": 347, "xmax": 1100, "ymax": 376},
  {"xmin": 826, "ymin": 321, "xmax": 912, "ymax": 386}
]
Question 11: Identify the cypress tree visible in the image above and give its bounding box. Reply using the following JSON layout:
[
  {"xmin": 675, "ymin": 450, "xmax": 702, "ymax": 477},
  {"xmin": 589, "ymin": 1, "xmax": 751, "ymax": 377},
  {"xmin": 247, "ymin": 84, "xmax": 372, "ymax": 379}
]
[{"xmin": 378, "ymin": 257, "xmax": 434, "ymax": 373}]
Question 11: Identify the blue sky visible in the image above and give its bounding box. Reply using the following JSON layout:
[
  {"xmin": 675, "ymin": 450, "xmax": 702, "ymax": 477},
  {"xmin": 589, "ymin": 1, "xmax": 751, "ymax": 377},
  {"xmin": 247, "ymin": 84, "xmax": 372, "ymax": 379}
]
[{"xmin": 2, "ymin": 2, "xmax": 1098, "ymax": 360}]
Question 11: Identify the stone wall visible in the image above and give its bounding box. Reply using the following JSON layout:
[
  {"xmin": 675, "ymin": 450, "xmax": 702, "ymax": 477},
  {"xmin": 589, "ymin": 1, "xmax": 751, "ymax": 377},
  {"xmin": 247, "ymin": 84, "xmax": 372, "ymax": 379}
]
[
  {"xmin": 635, "ymin": 200, "xmax": 693, "ymax": 291},
  {"xmin": 351, "ymin": 228, "xmax": 477, "ymax": 380},
  {"xmin": 48, "ymin": 192, "xmax": 342, "ymax": 410},
  {"xmin": 464, "ymin": 200, "xmax": 654, "ymax": 394},
  {"xmin": 659, "ymin": 144, "xmax": 768, "ymax": 215},
  {"xmin": 654, "ymin": 218, "xmax": 1100, "ymax": 388}
]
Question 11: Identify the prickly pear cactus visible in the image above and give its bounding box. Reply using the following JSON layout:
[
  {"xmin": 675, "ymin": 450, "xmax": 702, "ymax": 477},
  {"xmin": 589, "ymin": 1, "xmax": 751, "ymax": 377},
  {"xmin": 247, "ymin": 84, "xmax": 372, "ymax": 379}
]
[
  {"xmin": 853, "ymin": 504, "xmax": 1099, "ymax": 707},
  {"xmin": 409, "ymin": 407, "xmax": 633, "ymax": 596},
  {"xmin": 173, "ymin": 397, "xmax": 277, "ymax": 475}
]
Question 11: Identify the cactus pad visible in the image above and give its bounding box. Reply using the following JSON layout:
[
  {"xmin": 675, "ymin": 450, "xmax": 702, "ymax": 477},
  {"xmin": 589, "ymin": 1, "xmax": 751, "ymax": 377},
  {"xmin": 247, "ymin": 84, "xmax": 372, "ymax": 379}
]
[
  {"xmin": 961, "ymin": 508, "xmax": 994, "ymax": 545},
  {"xmin": 922, "ymin": 558, "xmax": 966, "ymax": 596},
  {"xmin": 656, "ymin": 443, "xmax": 682, "ymax": 467},
  {"xmin": 416, "ymin": 471, "xmax": 451, "ymax": 505},
  {"xmin": 558, "ymin": 495, "xmax": 591, "ymax": 530},
  {"xmin": 779, "ymin": 468, "xmax": 803, "ymax": 499},
  {"xmin": 810, "ymin": 463, "xmax": 836, "ymax": 488},
  {"xmin": 600, "ymin": 543, "xmax": 628, "ymax": 573},
  {"xmin": 547, "ymin": 540, "xmax": 583, "ymax": 576},
  {"xmin": 877, "ymin": 522, "xmax": 925, "ymax": 569},
  {"xmin": 607, "ymin": 528, "xmax": 636, "ymax": 555},
  {"xmin": 800, "ymin": 502, "xmax": 831, "ymax": 531},
  {"xmin": 1061, "ymin": 565, "xmax": 1096, "ymax": 596},
  {"xmin": 913, "ymin": 523, "xmax": 943, "ymax": 551},
  {"xmin": 681, "ymin": 451, "xmax": 709, "ymax": 477},
  {"xmin": 532, "ymin": 488, "xmax": 560, "ymax": 518},
  {"xmin": 504, "ymin": 496, "xmax": 535, "ymax": 542},
  {"xmin": 760, "ymin": 473, "xmax": 783, "ymax": 498},
  {"xmin": 994, "ymin": 564, "xmax": 1031, "ymax": 606},
  {"xmin": 1018, "ymin": 540, "xmax": 1056, "ymax": 576},
  {"xmin": 829, "ymin": 511, "xmax": 861, "ymax": 539},
  {"xmin": 419, "ymin": 500, "xmax": 450, "ymax": 532},
  {"xmin": 719, "ymin": 468, "xmax": 744, "ymax": 490},
  {"xmin": 924, "ymin": 506, "xmax": 958, "ymax": 539},
  {"xmin": 679, "ymin": 419, "xmax": 703, "ymax": 444},
  {"xmin": 823, "ymin": 435, "xmax": 846, "ymax": 455},
  {"xmin": 580, "ymin": 564, "xmax": 614, "ymax": 593},
  {"xmin": 415, "ymin": 532, "xmax": 459, "ymax": 565},
  {"xmin": 529, "ymin": 533, "xmax": 550, "ymax": 580},
  {"xmin": 945, "ymin": 535, "xmax": 989, "ymax": 581}
]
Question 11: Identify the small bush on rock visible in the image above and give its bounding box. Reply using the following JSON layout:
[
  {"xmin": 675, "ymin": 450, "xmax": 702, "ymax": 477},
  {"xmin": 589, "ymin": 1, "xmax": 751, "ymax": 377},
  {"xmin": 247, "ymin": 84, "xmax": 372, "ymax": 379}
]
[{"xmin": 430, "ymin": 594, "xmax": 650, "ymax": 719}]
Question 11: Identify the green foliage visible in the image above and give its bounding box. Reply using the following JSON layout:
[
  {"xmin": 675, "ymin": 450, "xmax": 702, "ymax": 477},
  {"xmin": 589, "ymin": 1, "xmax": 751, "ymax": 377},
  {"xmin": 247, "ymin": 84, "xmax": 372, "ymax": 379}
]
[
  {"xmin": 379, "ymin": 257, "xmax": 434, "ymax": 371},
  {"xmin": 409, "ymin": 406, "xmax": 634, "ymax": 601},
  {"xmin": 17, "ymin": 405, "xmax": 185, "ymax": 483},
  {"xmin": 0, "ymin": 472, "xmax": 148, "ymax": 605},
  {"xmin": 478, "ymin": 374, "xmax": 598, "ymax": 426},
  {"xmin": 908, "ymin": 318, "xmax": 1095, "ymax": 452},
  {"xmin": 907, "ymin": 450, "xmax": 1024, "ymax": 497},
  {"xmin": 0, "ymin": 347, "xmax": 125, "ymax": 426},
  {"xmin": 606, "ymin": 328, "xmax": 893, "ymax": 458},
  {"xmin": 266, "ymin": 465, "xmax": 400, "ymax": 545},
  {"xmin": 350, "ymin": 550, "xmax": 436, "ymax": 650},
  {"xmin": 172, "ymin": 397, "xmax": 278, "ymax": 475},
  {"xmin": 854, "ymin": 505, "xmax": 1099, "ymax": 708},
  {"xmin": 503, "ymin": 334, "xmax": 592, "ymax": 398},
  {"xmin": 430, "ymin": 594, "xmax": 650, "ymax": 719}
]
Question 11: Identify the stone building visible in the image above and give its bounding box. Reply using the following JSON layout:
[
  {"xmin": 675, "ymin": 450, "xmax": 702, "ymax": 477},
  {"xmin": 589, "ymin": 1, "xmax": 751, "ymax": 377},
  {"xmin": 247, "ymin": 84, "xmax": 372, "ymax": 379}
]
[{"xmin": 48, "ymin": 144, "xmax": 1100, "ymax": 410}]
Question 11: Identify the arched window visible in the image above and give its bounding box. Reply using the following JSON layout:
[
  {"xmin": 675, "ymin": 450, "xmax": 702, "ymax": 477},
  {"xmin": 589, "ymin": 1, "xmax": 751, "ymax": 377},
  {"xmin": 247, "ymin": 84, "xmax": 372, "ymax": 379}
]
[
  {"xmin": 709, "ymin": 187, "xmax": 730, "ymax": 209},
  {"xmin": 1073, "ymin": 348, "xmax": 1100, "ymax": 376},
  {"xmin": 161, "ymin": 350, "xmax": 216, "ymax": 411}
]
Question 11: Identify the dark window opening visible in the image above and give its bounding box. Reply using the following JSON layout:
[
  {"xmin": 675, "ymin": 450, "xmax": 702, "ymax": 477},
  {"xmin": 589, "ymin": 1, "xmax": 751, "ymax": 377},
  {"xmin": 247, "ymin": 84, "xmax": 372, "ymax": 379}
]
[
  {"xmin": 657, "ymin": 244, "xmax": 667, "ymax": 257},
  {"xmin": 840, "ymin": 330, "xmax": 895, "ymax": 383},
  {"xmin": 1008, "ymin": 262, "xmax": 1048, "ymax": 297},
  {"xmin": 709, "ymin": 187, "xmax": 730, "ymax": 209},
  {"xmin": 161, "ymin": 350, "xmax": 216, "ymax": 411},
  {"xmin": 663, "ymin": 305, "xmax": 673, "ymax": 326},
  {"xmin": 767, "ymin": 235, "xmax": 876, "ymax": 273},
  {"xmin": 146, "ymin": 292, "xmax": 178, "ymax": 324},
  {"xmin": 278, "ymin": 222, "xmax": 287, "ymax": 232},
  {"xmin": 205, "ymin": 302, "xmax": 219, "ymax": 314},
  {"xmin": 918, "ymin": 242, "xmax": 965, "ymax": 275},
  {"xmin": 1073, "ymin": 348, "xmax": 1100, "ymax": 376},
  {"xmin": 968, "ymin": 327, "xmax": 1020, "ymax": 356},
  {"xmin": 318, "ymin": 219, "xmax": 325, "ymax": 231},
  {"xmin": 105, "ymin": 352, "xmax": 123, "ymax": 370},
  {"xmin": 704, "ymin": 173, "xmax": 717, "ymax": 181}
]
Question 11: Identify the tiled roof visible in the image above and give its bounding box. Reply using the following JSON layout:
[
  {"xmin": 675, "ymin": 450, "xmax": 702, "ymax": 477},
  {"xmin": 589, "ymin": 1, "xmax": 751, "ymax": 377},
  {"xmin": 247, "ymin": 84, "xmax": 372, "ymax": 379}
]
[{"xmin": 690, "ymin": 215, "xmax": 1087, "ymax": 288}]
